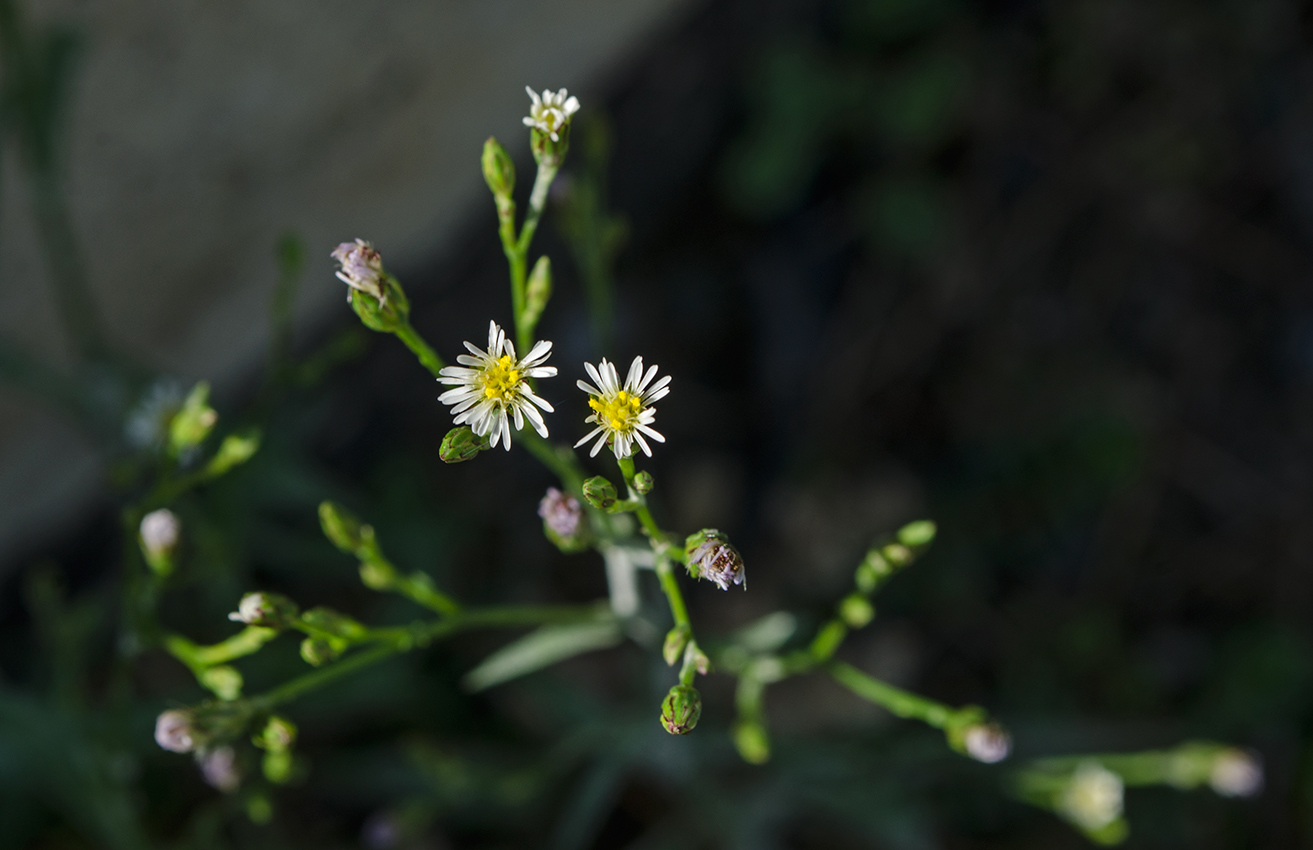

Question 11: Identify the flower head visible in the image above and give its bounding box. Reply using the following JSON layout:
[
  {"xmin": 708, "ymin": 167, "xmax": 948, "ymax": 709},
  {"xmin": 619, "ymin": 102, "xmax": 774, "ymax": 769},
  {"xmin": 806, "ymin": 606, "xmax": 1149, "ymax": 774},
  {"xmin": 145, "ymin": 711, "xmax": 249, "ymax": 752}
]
[
  {"xmin": 684, "ymin": 529, "xmax": 746, "ymax": 591},
  {"xmin": 575, "ymin": 356, "xmax": 670, "ymax": 459},
  {"xmin": 1059, "ymin": 762, "xmax": 1124, "ymax": 832},
  {"xmin": 1210, "ymin": 748, "xmax": 1263, "ymax": 798},
  {"xmin": 155, "ymin": 709, "xmax": 200, "ymax": 753},
  {"xmin": 331, "ymin": 239, "xmax": 385, "ymax": 301},
  {"xmin": 438, "ymin": 321, "xmax": 556, "ymax": 450},
  {"xmin": 140, "ymin": 509, "xmax": 181, "ymax": 560},
  {"xmin": 523, "ymin": 87, "xmax": 580, "ymax": 142},
  {"xmin": 200, "ymin": 746, "xmax": 240, "ymax": 793},
  {"xmin": 538, "ymin": 487, "xmax": 582, "ymax": 538},
  {"xmin": 963, "ymin": 723, "xmax": 1012, "ymax": 764}
]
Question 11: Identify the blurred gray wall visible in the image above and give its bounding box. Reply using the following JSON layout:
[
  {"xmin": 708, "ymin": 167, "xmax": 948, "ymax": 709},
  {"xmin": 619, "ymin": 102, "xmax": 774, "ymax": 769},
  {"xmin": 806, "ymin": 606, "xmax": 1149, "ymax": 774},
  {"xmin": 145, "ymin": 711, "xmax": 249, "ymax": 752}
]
[{"xmin": 0, "ymin": 0, "xmax": 697, "ymax": 563}]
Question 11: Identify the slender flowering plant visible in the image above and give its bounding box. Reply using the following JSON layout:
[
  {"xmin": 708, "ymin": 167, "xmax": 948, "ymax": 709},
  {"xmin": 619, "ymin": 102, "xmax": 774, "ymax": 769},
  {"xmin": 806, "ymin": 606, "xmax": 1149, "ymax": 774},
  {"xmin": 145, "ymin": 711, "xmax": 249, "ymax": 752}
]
[{"xmin": 135, "ymin": 86, "xmax": 1264, "ymax": 847}]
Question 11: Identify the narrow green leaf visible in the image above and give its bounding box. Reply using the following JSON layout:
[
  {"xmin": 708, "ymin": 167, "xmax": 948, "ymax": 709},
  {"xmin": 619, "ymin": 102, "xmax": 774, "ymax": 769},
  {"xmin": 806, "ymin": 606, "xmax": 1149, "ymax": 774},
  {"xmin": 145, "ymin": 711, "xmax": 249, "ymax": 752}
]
[{"xmin": 463, "ymin": 621, "xmax": 622, "ymax": 692}]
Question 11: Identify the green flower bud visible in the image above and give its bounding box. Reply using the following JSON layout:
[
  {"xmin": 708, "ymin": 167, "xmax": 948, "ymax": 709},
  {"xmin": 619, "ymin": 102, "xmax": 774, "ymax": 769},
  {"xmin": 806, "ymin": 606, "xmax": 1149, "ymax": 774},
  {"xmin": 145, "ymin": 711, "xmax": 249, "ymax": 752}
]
[
  {"xmin": 882, "ymin": 542, "xmax": 912, "ymax": 567},
  {"xmin": 318, "ymin": 501, "xmax": 371, "ymax": 556},
  {"xmin": 168, "ymin": 382, "xmax": 218, "ymax": 456},
  {"xmin": 660, "ymin": 684, "xmax": 702, "ymax": 735},
  {"xmin": 684, "ymin": 529, "xmax": 746, "ymax": 591},
  {"xmin": 439, "ymin": 426, "xmax": 487, "ymax": 463},
  {"xmin": 732, "ymin": 720, "xmax": 770, "ymax": 764},
  {"xmin": 299, "ymin": 606, "xmax": 367, "ymax": 640},
  {"xmin": 228, "ymin": 592, "xmax": 299, "ymax": 629},
  {"xmin": 632, "ymin": 470, "xmax": 654, "ymax": 494},
  {"xmin": 839, "ymin": 594, "xmax": 874, "ymax": 628},
  {"xmin": 663, "ymin": 624, "xmax": 691, "ymax": 667},
  {"xmin": 299, "ymin": 636, "xmax": 343, "ymax": 667},
  {"xmin": 253, "ymin": 716, "xmax": 297, "ymax": 752},
  {"xmin": 359, "ymin": 560, "xmax": 395, "ymax": 591},
  {"xmin": 582, "ymin": 476, "xmax": 618, "ymax": 511},
  {"xmin": 246, "ymin": 792, "xmax": 274, "ymax": 824},
  {"xmin": 199, "ymin": 665, "xmax": 244, "ymax": 701},
  {"xmin": 522, "ymin": 255, "xmax": 552, "ymax": 331},
  {"xmin": 206, "ymin": 430, "xmax": 261, "ymax": 476},
  {"xmin": 262, "ymin": 749, "xmax": 294, "ymax": 785},
  {"xmin": 481, "ymin": 136, "xmax": 516, "ymax": 198},
  {"xmin": 896, "ymin": 519, "xmax": 937, "ymax": 548}
]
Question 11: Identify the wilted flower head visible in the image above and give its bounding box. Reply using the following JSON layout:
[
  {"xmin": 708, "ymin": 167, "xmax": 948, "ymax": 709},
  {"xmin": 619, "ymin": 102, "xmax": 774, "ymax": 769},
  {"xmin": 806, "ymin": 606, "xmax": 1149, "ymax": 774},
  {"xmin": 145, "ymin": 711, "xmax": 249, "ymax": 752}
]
[
  {"xmin": 200, "ymin": 745, "xmax": 240, "ymax": 793},
  {"xmin": 331, "ymin": 239, "xmax": 385, "ymax": 301},
  {"xmin": 684, "ymin": 529, "xmax": 746, "ymax": 591},
  {"xmin": 523, "ymin": 87, "xmax": 580, "ymax": 142},
  {"xmin": 438, "ymin": 321, "xmax": 556, "ymax": 450},
  {"xmin": 575, "ymin": 356, "xmax": 670, "ymax": 459},
  {"xmin": 1210, "ymin": 748, "xmax": 1263, "ymax": 798},
  {"xmin": 963, "ymin": 723, "xmax": 1011, "ymax": 764},
  {"xmin": 538, "ymin": 487, "xmax": 582, "ymax": 537},
  {"xmin": 1059, "ymin": 762, "xmax": 1124, "ymax": 832},
  {"xmin": 155, "ymin": 709, "xmax": 200, "ymax": 753},
  {"xmin": 140, "ymin": 509, "xmax": 181, "ymax": 559}
]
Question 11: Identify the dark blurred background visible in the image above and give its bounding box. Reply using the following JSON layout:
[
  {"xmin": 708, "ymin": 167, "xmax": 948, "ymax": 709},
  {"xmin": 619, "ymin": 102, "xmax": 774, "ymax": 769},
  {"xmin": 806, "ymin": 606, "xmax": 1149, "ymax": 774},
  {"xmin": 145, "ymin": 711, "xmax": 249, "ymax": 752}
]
[{"xmin": 1, "ymin": 0, "xmax": 1311, "ymax": 847}]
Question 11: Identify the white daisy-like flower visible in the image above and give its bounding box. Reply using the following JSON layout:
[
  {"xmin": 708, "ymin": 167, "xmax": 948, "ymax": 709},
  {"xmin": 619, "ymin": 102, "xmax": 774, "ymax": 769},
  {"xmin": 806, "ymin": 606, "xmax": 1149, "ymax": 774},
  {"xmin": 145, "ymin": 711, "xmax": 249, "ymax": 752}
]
[
  {"xmin": 330, "ymin": 238, "xmax": 385, "ymax": 300},
  {"xmin": 523, "ymin": 86, "xmax": 580, "ymax": 142},
  {"xmin": 575, "ymin": 356, "xmax": 670, "ymax": 459},
  {"xmin": 438, "ymin": 321, "xmax": 556, "ymax": 450}
]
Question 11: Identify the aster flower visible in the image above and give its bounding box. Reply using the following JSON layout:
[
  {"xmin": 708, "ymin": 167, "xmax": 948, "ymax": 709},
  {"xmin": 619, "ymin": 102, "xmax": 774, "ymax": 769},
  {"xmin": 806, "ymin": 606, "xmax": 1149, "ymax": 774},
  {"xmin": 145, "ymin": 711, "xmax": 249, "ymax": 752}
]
[
  {"xmin": 523, "ymin": 86, "xmax": 580, "ymax": 142},
  {"xmin": 438, "ymin": 321, "xmax": 556, "ymax": 450},
  {"xmin": 575, "ymin": 356, "xmax": 670, "ymax": 459},
  {"xmin": 330, "ymin": 239, "xmax": 385, "ymax": 301},
  {"xmin": 1059, "ymin": 762, "xmax": 1124, "ymax": 833}
]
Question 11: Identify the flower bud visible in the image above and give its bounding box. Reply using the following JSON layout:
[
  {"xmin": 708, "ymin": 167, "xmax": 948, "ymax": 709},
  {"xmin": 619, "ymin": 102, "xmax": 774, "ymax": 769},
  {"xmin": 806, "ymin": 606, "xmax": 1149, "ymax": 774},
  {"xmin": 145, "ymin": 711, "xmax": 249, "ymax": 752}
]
[
  {"xmin": 962, "ymin": 722, "xmax": 1011, "ymax": 764},
  {"xmin": 299, "ymin": 606, "xmax": 367, "ymax": 640},
  {"xmin": 684, "ymin": 529, "xmax": 746, "ymax": 591},
  {"xmin": 539, "ymin": 487, "xmax": 588, "ymax": 552},
  {"xmin": 139, "ymin": 508, "xmax": 181, "ymax": 577},
  {"xmin": 632, "ymin": 470, "xmax": 654, "ymax": 495},
  {"xmin": 733, "ymin": 720, "xmax": 770, "ymax": 764},
  {"xmin": 253, "ymin": 715, "xmax": 297, "ymax": 752},
  {"xmin": 439, "ymin": 425, "xmax": 487, "ymax": 464},
  {"xmin": 228, "ymin": 592, "xmax": 299, "ymax": 629},
  {"xmin": 1209, "ymin": 748, "xmax": 1263, "ymax": 798},
  {"xmin": 359, "ymin": 561, "xmax": 395, "ymax": 591},
  {"xmin": 660, "ymin": 684, "xmax": 702, "ymax": 735},
  {"xmin": 524, "ymin": 87, "xmax": 579, "ymax": 168},
  {"xmin": 200, "ymin": 745, "xmax": 240, "ymax": 793},
  {"xmin": 481, "ymin": 136, "xmax": 516, "ymax": 198},
  {"xmin": 300, "ymin": 636, "xmax": 343, "ymax": 667},
  {"xmin": 155, "ymin": 709, "xmax": 202, "ymax": 753},
  {"xmin": 522, "ymin": 255, "xmax": 552, "ymax": 331},
  {"xmin": 169, "ymin": 382, "xmax": 218, "ymax": 457},
  {"xmin": 582, "ymin": 476, "xmax": 618, "ymax": 511},
  {"xmin": 199, "ymin": 665, "xmax": 243, "ymax": 701},
  {"xmin": 206, "ymin": 430, "xmax": 261, "ymax": 476},
  {"xmin": 318, "ymin": 501, "xmax": 371, "ymax": 555},
  {"xmin": 882, "ymin": 543, "xmax": 912, "ymax": 567},
  {"xmin": 663, "ymin": 623, "xmax": 691, "ymax": 667},
  {"xmin": 263, "ymin": 749, "xmax": 294, "ymax": 784},
  {"xmin": 1059, "ymin": 762, "xmax": 1124, "ymax": 833},
  {"xmin": 350, "ymin": 273, "xmax": 411, "ymax": 334},
  {"xmin": 839, "ymin": 594, "xmax": 874, "ymax": 628},
  {"xmin": 896, "ymin": 519, "xmax": 937, "ymax": 548}
]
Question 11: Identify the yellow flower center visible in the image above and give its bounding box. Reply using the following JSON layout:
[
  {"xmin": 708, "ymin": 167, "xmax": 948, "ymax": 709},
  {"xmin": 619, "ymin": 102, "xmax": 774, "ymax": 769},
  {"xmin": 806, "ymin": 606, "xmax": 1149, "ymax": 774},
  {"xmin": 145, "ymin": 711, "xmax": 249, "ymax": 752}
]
[
  {"xmin": 482, "ymin": 355, "xmax": 521, "ymax": 401},
  {"xmin": 589, "ymin": 390, "xmax": 643, "ymax": 432}
]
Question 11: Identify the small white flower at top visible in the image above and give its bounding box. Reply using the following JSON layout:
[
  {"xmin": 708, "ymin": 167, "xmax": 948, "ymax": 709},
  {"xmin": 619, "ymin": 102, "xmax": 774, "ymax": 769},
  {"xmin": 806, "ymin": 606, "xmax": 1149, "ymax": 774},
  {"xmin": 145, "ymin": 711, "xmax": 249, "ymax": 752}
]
[
  {"xmin": 575, "ymin": 356, "xmax": 670, "ymax": 459},
  {"xmin": 331, "ymin": 239, "xmax": 385, "ymax": 301},
  {"xmin": 439, "ymin": 320, "xmax": 556, "ymax": 450},
  {"xmin": 523, "ymin": 87, "xmax": 580, "ymax": 142}
]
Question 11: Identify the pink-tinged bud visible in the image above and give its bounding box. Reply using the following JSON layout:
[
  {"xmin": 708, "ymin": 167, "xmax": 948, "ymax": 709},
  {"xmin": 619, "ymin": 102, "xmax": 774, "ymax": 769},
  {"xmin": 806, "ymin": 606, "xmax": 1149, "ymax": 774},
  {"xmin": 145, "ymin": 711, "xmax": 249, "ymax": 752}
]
[
  {"xmin": 963, "ymin": 723, "xmax": 1011, "ymax": 764},
  {"xmin": 1210, "ymin": 749, "xmax": 1263, "ymax": 798},
  {"xmin": 155, "ymin": 709, "xmax": 200, "ymax": 753},
  {"xmin": 200, "ymin": 745, "xmax": 241, "ymax": 793},
  {"xmin": 539, "ymin": 488, "xmax": 582, "ymax": 537}
]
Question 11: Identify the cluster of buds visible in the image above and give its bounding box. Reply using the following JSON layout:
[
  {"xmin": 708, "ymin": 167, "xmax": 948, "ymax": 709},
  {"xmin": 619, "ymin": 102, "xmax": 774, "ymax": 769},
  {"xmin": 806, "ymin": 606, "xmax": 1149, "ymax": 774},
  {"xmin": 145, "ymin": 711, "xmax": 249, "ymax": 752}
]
[{"xmin": 684, "ymin": 529, "xmax": 746, "ymax": 591}]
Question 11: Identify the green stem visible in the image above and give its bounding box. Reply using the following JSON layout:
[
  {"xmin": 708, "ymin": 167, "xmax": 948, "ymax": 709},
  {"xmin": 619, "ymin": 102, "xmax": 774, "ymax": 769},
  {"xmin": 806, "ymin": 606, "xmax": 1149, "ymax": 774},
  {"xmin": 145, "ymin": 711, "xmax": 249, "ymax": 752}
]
[
  {"xmin": 508, "ymin": 162, "xmax": 559, "ymax": 354},
  {"xmin": 655, "ymin": 555, "xmax": 691, "ymax": 632},
  {"xmin": 248, "ymin": 603, "xmax": 607, "ymax": 711},
  {"xmin": 166, "ymin": 627, "xmax": 279, "ymax": 669},
  {"xmin": 393, "ymin": 321, "xmax": 446, "ymax": 378},
  {"xmin": 521, "ymin": 430, "xmax": 586, "ymax": 495},
  {"xmin": 827, "ymin": 661, "xmax": 955, "ymax": 728}
]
